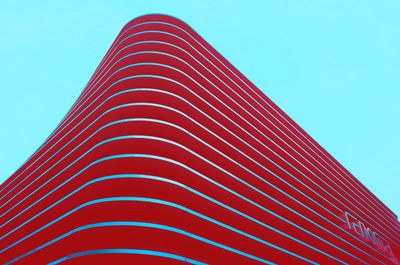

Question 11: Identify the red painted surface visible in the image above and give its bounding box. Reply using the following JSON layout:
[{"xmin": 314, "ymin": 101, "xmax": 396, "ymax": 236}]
[{"xmin": 0, "ymin": 14, "xmax": 399, "ymax": 265}]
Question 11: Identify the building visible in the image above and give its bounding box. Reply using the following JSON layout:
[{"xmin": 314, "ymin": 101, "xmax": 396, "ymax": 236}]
[{"xmin": 0, "ymin": 14, "xmax": 398, "ymax": 264}]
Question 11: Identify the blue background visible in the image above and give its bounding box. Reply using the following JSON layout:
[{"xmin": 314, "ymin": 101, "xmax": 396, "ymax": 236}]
[{"xmin": 0, "ymin": 1, "xmax": 399, "ymax": 216}]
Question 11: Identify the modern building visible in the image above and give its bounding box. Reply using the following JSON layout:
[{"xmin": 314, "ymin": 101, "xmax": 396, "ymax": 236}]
[{"xmin": 0, "ymin": 14, "xmax": 398, "ymax": 264}]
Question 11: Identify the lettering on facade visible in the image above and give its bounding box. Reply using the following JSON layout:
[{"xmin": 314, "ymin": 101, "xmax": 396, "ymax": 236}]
[{"xmin": 342, "ymin": 211, "xmax": 398, "ymax": 263}]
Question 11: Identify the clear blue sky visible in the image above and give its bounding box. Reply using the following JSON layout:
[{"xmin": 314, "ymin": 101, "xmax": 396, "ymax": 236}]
[{"xmin": 0, "ymin": 1, "xmax": 399, "ymax": 217}]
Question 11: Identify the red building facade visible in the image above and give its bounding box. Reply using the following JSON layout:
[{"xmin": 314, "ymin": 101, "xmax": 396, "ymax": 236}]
[{"xmin": 0, "ymin": 14, "xmax": 399, "ymax": 264}]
